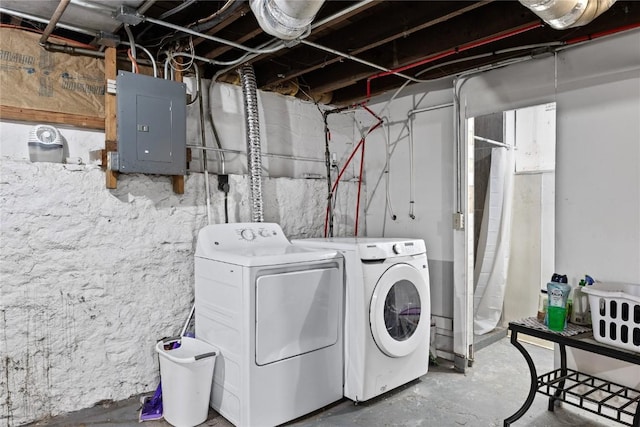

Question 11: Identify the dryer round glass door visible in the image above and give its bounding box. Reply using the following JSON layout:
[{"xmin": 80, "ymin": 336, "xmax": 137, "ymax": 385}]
[{"xmin": 369, "ymin": 263, "xmax": 429, "ymax": 357}]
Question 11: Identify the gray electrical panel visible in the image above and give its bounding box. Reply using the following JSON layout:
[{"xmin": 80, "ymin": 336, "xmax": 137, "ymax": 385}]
[{"xmin": 116, "ymin": 71, "xmax": 187, "ymax": 175}]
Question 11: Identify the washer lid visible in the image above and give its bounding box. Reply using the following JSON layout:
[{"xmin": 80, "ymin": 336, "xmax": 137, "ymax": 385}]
[{"xmin": 196, "ymin": 223, "xmax": 339, "ymax": 266}]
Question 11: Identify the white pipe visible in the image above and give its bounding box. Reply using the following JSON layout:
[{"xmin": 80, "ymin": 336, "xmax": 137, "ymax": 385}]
[
  {"xmin": 382, "ymin": 121, "xmax": 397, "ymax": 222},
  {"xmin": 474, "ymin": 135, "xmax": 511, "ymax": 149},
  {"xmin": 250, "ymin": 0, "xmax": 325, "ymax": 40},
  {"xmin": 408, "ymin": 116, "xmax": 416, "ymax": 220},
  {"xmin": 405, "ymin": 102, "xmax": 455, "ymax": 220},
  {"xmin": 408, "ymin": 103, "xmax": 454, "ymax": 117}
]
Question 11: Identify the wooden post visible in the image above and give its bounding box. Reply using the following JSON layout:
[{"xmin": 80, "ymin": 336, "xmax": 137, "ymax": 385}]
[
  {"xmin": 104, "ymin": 47, "xmax": 118, "ymax": 189},
  {"xmin": 171, "ymin": 58, "xmax": 185, "ymax": 194}
]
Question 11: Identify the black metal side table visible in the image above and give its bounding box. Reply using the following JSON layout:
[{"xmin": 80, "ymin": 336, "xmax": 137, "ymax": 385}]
[{"xmin": 504, "ymin": 318, "xmax": 640, "ymax": 426}]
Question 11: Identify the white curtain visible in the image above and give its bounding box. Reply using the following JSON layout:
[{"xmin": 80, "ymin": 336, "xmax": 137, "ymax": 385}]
[{"xmin": 473, "ymin": 147, "xmax": 515, "ymax": 335}]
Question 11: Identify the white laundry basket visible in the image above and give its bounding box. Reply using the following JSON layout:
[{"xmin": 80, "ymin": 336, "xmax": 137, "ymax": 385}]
[
  {"xmin": 155, "ymin": 336, "xmax": 217, "ymax": 427},
  {"xmin": 582, "ymin": 282, "xmax": 640, "ymax": 353}
]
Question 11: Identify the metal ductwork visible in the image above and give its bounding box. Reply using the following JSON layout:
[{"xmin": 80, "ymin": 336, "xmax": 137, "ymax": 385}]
[
  {"xmin": 519, "ymin": 0, "xmax": 617, "ymax": 30},
  {"xmin": 250, "ymin": 0, "xmax": 325, "ymax": 40},
  {"xmin": 239, "ymin": 64, "xmax": 264, "ymax": 223}
]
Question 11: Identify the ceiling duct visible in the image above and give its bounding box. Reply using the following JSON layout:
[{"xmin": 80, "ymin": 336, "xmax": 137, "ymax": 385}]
[
  {"xmin": 519, "ymin": 0, "xmax": 617, "ymax": 29},
  {"xmin": 250, "ymin": 0, "xmax": 325, "ymax": 40}
]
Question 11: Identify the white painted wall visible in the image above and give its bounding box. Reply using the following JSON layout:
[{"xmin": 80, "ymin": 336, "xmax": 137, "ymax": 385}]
[
  {"xmin": 504, "ymin": 104, "xmax": 556, "ymax": 324},
  {"xmin": 459, "ymin": 29, "xmax": 640, "ymax": 386},
  {"xmin": 0, "ymin": 80, "xmax": 360, "ymax": 425},
  {"xmin": 361, "ymin": 88, "xmax": 456, "ymax": 356}
]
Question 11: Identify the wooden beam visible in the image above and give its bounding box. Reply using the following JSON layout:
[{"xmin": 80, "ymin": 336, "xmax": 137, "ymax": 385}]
[
  {"xmin": 301, "ymin": 2, "xmax": 541, "ymax": 94},
  {"xmin": 172, "ymin": 57, "xmax": 185, "ymax": 195},
  {"xmin": 204, "ymin": 26, "xmax": 264, "ymax": 59},
  {"xmin": 0, "ymin": 106, "xmax": 104, "ymax": 129},
  {"xmin": 104, "ymin": 47, "xmax": 118, "ymax": 189},
  {"xmin": 172, "ymin": 175, "xmax": 185, "ymax": 194},
  {"xmin": 192, "ymin": 3, "xmax": 251, "ymax": 48},
  {"xmin": 259, "ymin": 1, "xmax": 492, "ymax": 89}
]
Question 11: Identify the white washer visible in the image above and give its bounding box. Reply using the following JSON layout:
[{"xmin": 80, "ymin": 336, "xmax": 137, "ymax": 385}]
[
  {"xmin": 195, "ymin": 223, "xmax": 344, "ymax": 427},
  {"xmin": 292, "ymin": 237, "xmax": 430, "ymax": 402}
]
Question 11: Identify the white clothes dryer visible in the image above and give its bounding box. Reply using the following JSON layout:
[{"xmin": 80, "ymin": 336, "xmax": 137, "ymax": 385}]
[
  {"xmin": 195, "ymin": 223, "xmax": 344, "ymax": 427},
  {"xmin": 292, "ymin": 237, "xmax": 430, "ymax": 402}
]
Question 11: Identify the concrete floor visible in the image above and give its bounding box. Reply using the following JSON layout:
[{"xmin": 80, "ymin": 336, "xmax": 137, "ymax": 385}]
[{"xmin": 25, "ymin": 337, "xmax": 620, "ymax": 427}]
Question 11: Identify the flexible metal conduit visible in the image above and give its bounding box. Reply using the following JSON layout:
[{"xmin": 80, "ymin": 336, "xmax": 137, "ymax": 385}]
[{"xmin": 239, "ymin": 64, "xmax": 264, "ymax": 223}]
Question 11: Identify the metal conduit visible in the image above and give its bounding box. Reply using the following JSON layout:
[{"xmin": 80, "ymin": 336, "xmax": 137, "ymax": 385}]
[
  {"xmin": 197, "ymin": 64, "xmax": 213, "ymax": 225},
  {"xmin": 0, "ymin": 7, "xmax": 96, "ymax": 36},
  {"xmin": 311, "ymin": 0, "xmax": 375, "ymax": 29},
  {"xmin": 300, "ymin": 40, "xmax": 422, "ymax": 84},
  {"xmin": 142, "ymin": 16, "xmax": 286, "ymax": 55},
  {"xmin": 474, "ymin": 135, "xmax": 511, "ymax": 149},
  {"xmin": 187, "ymin": 145, "xmax": 325, "ymax": 163},
  {"xmin": 239, "ymin": 65, "xmax": 264, "ymax": 223},
  {"xmin": 122, "ymin": 41, "xmax": 157, "ymax": 77}
]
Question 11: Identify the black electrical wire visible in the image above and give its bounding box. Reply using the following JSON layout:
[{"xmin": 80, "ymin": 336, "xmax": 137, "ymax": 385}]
[{"xmin": 224, "ymin": 193, "xmax": 229, "ymax": 224}]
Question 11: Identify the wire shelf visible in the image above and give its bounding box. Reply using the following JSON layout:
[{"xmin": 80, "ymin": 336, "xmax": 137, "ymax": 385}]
[{"xmin": 537, "ymin": 368, "xmax": 640, "ymax": 426}]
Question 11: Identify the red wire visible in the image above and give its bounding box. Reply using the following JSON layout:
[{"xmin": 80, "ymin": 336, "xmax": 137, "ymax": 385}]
[
  {"xmin": 565, "ymin": 22, "xmax": 640, "ymax": 45},
  {"xmin": 324, "ymin": 118, "xmax": 383, "ymax": 237},
  {"xmin": 127, "ymin": 48, "xmax": 140, "ymax": 73},
  {"xmin": 324, "ymin": 136, "xmax": 365, "ymax": 237}
]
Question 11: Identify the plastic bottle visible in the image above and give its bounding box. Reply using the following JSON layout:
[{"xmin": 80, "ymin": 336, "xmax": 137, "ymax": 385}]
[
  {"xmin": 537, "ymin": 289, "xmax": 548, "ymax": 323},
  {"xmin": 571, "ymin": 278, "xmax": 592, "ymax": 325},
  {"xmin": 547, "ymin": 274, "xmax": 571, "ymax": 331}
]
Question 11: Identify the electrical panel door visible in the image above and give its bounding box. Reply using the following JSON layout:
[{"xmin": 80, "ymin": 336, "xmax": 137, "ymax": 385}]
[{"xmin": 116, "ymin": 71, "xmax": 186, "ymax": 175}]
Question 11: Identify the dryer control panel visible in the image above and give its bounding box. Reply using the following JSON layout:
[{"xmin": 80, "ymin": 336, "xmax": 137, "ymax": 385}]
[{"xmin": 204, "ymin": 222, "xmax": 289, "ymax": 247}]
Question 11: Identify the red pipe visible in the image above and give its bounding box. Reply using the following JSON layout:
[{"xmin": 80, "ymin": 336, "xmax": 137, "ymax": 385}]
[
  {"xmin": 366, "ymin": 21, "xmax": 544, "ymax": 98},
  {"xmin": 565, "ymin": 22, "xmax": 640, "ymax": 45}
]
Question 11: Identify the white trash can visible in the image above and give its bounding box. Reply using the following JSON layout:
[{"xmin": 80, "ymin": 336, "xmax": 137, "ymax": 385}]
[{"xmin": 155, "ymin": 336, "xmax": 217, "ymax": 427}]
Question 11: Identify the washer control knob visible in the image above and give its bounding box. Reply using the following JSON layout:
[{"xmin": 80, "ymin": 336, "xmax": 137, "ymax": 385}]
[
  {"xmin": 240, "ymin": 229, "xmax": 256, "ymax": 241},
  {"xmin": 392, "ymin": 243, "xmax": 404, "ymax": 255}
]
